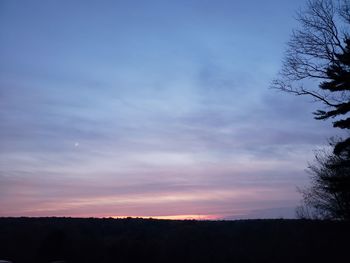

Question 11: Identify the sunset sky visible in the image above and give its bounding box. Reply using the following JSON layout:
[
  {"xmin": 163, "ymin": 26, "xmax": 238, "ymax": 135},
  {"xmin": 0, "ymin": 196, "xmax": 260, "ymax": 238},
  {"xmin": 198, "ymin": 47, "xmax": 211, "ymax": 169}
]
[{"xmin": 0, "ymin": 0, "xmax": 339, "ymax": 219}]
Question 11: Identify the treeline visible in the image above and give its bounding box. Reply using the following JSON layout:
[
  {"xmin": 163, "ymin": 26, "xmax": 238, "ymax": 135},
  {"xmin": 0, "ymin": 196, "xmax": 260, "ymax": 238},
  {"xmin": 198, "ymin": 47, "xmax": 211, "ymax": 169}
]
[{"xmin": 0, "ymin": 217, "xmax": 349, "ymax": 263}]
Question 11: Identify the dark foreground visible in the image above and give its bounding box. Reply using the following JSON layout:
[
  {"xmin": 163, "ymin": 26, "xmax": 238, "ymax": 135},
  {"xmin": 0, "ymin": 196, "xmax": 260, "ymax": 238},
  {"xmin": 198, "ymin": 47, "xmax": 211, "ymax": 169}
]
[{"xmin": 0, "ymin": 217, "xmax": 349, "ymax": 263}]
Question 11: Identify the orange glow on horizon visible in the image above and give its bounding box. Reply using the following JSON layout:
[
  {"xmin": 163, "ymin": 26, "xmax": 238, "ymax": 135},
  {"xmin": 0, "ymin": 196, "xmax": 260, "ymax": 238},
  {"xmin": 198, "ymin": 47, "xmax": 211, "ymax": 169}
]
[{"xmin": 110, "ymin": 214, "xmax": 221, "ymax": 220}]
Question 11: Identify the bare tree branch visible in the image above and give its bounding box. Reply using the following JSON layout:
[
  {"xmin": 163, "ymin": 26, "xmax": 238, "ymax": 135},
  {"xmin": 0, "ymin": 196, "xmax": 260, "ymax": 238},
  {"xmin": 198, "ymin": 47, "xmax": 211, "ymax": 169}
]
[{"xmin": 273, "ymin": 0, "xmax": 350, "ymax": 113}]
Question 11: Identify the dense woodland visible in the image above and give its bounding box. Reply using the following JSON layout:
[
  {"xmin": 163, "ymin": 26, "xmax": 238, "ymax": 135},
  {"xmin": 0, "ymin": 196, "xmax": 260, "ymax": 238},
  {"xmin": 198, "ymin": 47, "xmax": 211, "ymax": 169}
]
[{"xmin": 0, "ymin": 217, "xmax": 348, "ymax": 263}]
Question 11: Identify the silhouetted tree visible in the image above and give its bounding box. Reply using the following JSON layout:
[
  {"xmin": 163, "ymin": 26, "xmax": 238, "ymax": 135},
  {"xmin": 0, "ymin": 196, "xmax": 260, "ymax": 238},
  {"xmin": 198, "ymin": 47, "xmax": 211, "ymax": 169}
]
[
  {"xmin": 296, "ymin": 141, "xmax": 350, "ymax": 219},
  {"xmin": 273, "ymin": 0, "xmax": 350, "ymax": 219},
  {"xmin": 273, "ymin": 0, "xmax": 350, "ymax": 153},
  {"xmin": 273, "ymin": 0, "xmax": 350, "ymax": 220}
]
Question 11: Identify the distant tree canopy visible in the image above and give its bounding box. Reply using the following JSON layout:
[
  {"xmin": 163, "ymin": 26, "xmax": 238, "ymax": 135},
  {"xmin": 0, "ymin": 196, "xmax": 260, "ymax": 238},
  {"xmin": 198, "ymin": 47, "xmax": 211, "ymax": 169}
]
[{"xmin": 274, "ymin": 0, "xmax": 350, "ymax": 220}]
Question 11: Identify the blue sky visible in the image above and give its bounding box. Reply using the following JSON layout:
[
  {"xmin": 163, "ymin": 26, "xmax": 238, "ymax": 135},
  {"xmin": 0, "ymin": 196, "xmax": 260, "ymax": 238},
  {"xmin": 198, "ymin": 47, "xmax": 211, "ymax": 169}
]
[{"xmin": 0, "ymin": 0, "xmax": 339, "ymax": 219}]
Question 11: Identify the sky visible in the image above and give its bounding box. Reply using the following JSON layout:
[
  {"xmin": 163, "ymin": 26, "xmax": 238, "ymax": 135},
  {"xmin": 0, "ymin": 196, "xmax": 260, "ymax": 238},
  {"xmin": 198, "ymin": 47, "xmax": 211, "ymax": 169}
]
[{"xmin": 0, "ymin": 0, "xmax": 341, "ymax": 219}]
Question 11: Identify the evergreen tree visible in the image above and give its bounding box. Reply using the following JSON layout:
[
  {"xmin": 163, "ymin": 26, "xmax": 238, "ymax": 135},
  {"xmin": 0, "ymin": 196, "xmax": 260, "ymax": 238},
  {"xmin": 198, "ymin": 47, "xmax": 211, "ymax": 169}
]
[{"xmin": 315, "ymin": 38, "xmax": 350, "ymax": 155}]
